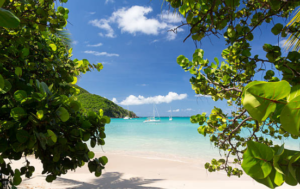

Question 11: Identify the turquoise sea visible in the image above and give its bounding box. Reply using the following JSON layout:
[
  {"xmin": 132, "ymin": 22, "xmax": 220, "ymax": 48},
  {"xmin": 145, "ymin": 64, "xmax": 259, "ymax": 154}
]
[{"xmin": 94, "ymin": 117, "xmax": 300, "ymax": 162}]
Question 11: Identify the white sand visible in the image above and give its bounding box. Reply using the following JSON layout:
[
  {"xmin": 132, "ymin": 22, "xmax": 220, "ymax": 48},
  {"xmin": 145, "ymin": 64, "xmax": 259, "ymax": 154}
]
[{"xmin": 9, "ymin": 153, "xmax": 294, "ymax": 189}]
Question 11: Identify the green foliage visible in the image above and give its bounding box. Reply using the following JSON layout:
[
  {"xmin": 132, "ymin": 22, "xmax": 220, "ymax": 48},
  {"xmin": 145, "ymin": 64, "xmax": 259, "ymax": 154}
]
[
  {"xmin": 167, "ymin": 0, "xmax": 300, "ymax": 188},
  {"xmin": 0, "ymin": 0, "xmax": 109, "ymax": 187},
  {"xmin": 75, "ymin": 86, "xmax": 137, "ymax": 118}
]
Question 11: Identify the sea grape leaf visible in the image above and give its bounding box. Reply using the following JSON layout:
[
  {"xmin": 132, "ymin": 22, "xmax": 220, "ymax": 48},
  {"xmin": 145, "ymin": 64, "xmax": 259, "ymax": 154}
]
[
  {"xmin": 70, "ymin": 101, "xmax": 81, "ymax": 111},
  {"xmin": 99, "ymin": 156, "xmax": 108, "ymax": 165},
  {"xmin": 287, "ymin": 85, "xmax": 300, "ymax": 102},
  {"xmin": 16, "ymin": 130, "xmax": 30, "ymax": 143},
  {"xmin": 49, "ymin": 43, "xmax": 57, "ymax": 51},
  {"xmin": 56, "ymin": 107, "xmax": 69, "ymax": 122},
  {"xmin": 14, "ymin": 90, "xmax": 27, "ymax": 102},
  {"xmin": 10, "ymin": 107, "xmax": 27, "ymax": 120},
  {"xmin": 47, "ymin": 130, "xmax": 57, "ymax": 143},
  {"xmin": 0, "ymin": 74, "xmax": 4, "ymax": 89},
  {"xmin": 15, "ymin": 67, "xmax": 22, "ymax": 76},
  {"xmin": 280, "ymin": 95, "xmax": 300, "ymax": 135},
  {"xmin": 242, "ymin": 141, "xmax": 275, "ymax": 179},
  {"xmin": 243, "ymin": 81, "xmax": 290, "ymax": 122},
  {"xmin": 288, "ymin": 153, "xmax": 300, "ymax": 180},
  {"xmin": 0, "ymin": 0, "xmax": 5, "ymax": 8},
  {"xmin": 13, "ymin": 169, "xmax": 22, "ymax": 185},
  {"xmin": 254, "ymin": 169, "xmax": 277, "ymax": 189},
  {"xmin": 271, "ymin": 23, "xmax": 283, "ymax": 35},
  {"xmin": 0, "ymin": 8, "xmax": 20, "ymax": 28},
  {"xmin": 88, "ymin": 151, "xmax": 95, "ymax": 159},
  {"xmin": 37, "ymin": 110, "xmax": 44, "ymax": 120}
]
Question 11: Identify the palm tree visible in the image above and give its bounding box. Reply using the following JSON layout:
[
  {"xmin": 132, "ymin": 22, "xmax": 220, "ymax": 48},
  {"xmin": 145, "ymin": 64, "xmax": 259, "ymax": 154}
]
[{"xmin": 283, "ymin": 8, "xmax": 300, "ymax": 52}]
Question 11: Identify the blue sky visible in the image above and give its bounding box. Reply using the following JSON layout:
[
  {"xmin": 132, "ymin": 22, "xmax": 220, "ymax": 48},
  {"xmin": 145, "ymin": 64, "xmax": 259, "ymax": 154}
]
[{"xmin": 64, "ymin": 0, "xmax": 290, "ymax": 117}]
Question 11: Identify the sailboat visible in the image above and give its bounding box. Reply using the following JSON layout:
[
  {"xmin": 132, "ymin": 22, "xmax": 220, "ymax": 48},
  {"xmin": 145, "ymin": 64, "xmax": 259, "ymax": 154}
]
[
  {"xmin": 169, "ymin": 107, "xmax": 172, "ymax": 121},
  {"xmin": 144, "ymin": 104, "xmax": 160, "ymax": 123},
  {"xmin": 123, "ymin": 106, "xmax": 132, "ymax": 119}
]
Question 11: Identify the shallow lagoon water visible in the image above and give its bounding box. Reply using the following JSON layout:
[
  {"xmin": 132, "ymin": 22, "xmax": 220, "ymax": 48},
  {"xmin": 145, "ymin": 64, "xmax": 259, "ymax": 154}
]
[{"xmin": 94, "ymin": 117, "xmax": 300, "ymax": 161}]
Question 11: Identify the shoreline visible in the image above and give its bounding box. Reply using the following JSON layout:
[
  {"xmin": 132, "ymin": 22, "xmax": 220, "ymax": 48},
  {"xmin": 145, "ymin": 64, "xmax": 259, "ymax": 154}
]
[{"xmin": 14, "ymin": 152, "xmax": 294, "ymax": 189}]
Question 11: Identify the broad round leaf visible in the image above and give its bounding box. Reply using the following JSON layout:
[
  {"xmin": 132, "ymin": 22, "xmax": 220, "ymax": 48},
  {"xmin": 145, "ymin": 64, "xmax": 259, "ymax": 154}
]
[
  {"xmin": 0, "ymin": 74, "xmax": 4, "ymax": 89},
  {"xmin": 88, "ymin": 151, "xmax": 95, "ymax": 159},
  {"xmin": 16, "ymin": 130, "xmax": 30, "ymax": 143},
  {"xmin": 0, "ymin": 8, "xmax": 20, "ymax": 28},
  {"xmin": 47, "ymin": 130, "xmax": 57, "ymax": 143},
  {"xmin": 99, "ymin": 156, "xmax": 108, "ymax": 165},
  {"xmin": 15, "ymin": 67, "xmax": 22, "ymax": 76},
  {"xmin": 14, "ymin": 90, "xmax": 27, "ymax": 102},
  {"xmin": 49, "ymin": 43, "xmax": 57, "ymax": 51},
  {"xmin": 56, "ymin": 107, "xmax": 69, "ymax": 122},
  {"xmin": 10, "ymin": 107, "xmax": 27, "ymax": 120},
  {"xmin": 70, "ymin": 101, "xmax": 81, "ymax": 111},
  {"xmin": 281, "ymin": 95, "xmax": 300, "ymax": 135},
  {"xmin": 242, "ymin": 141, "xmax": 275, "ymax": 179},
  {"xmin": 243, "ymin": 81, "xmax": 290, "ymax": 122}
]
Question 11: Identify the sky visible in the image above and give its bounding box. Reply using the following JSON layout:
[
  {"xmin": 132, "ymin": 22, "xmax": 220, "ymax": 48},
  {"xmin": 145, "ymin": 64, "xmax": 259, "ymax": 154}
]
[{"xmin": 64, "ymin": 0, "xmax": 292, "ymax": 117}]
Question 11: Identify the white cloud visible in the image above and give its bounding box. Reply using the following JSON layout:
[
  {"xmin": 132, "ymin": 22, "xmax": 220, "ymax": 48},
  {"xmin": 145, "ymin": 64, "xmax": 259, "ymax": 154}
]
[
  {"xmin": 87, "ymin": 43, "xmax": 103, "ymax": 47},
  {"xmin": 89, "ymin": 6, "xmax": 183, "ymax": 40},
  {"xmin": 72, "ymin": 41, "xmax": 78, "ymax": 45},
  {"xmin": 195, "ymin": 94, "xmax": 211, "ymax": 98},
  {"xmin": 151, "ymin": 39, "xmax": 159, "ymax": 43},
  {"xmin": 105, "ymin": 0, "xmax": 114, "ymax": 4},
  {"xmin": 168, "ymin": 109, "xmax": 180, "ymax": 112},
  {"xmin": 279, "ymin": 39, "xmax": 287, "ymax": 48},
  {"xmin": 119, "ymin": 92, "xmax": 187, "ymax": 105},
  {"xmin": 89, "ymin": 12, "xmax": 96, "ymax": 15},
  {"xmin": 89, "ymin": 19, "xmax": 116, "ymax": 38},
  {"xmin": 159, "ymin": 10, "xmax": 184, "ymax": 23},
  {"xmin": 112, "ymin": 98, "xmax": 118, "ymax": 103},
  {"xmin": 184, "ymin": 108, "xmax": 192, "ymax": 111},
  {"xmin": 84, "ymin": 51, "xmax": 119, "ymax": 57}
]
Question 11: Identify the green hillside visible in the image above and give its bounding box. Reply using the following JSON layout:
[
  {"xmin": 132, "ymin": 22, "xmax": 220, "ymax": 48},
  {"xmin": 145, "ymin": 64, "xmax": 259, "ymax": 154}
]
[{"xmin": 75, "ymin": 86, "xmax": 137, "ymax": 118}]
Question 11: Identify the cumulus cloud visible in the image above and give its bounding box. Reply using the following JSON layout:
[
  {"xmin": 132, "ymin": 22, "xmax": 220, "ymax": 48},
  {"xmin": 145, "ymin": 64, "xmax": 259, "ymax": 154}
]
[
  {"xmin": 87, "ymin": 43, "xmax": 103, "ymax": 47},
  {"xmin": 119, "ymin": 92, "xmax": 187, "ymax": 105},
  {"xmin": 89, "ymin": 19, "xmax": 116, "ymax": 38},
  {"xmin": 159, "ymin": 10, "xmax": 184, "ymax": 23},
  {"xmin": 195, "ymin": 94, "xmax": 211, "ymax": 98},
  {"xmin": 84, "ymin": 51, "xmax": 119, "ymax": 57},
  {"xmin": 168, "ymin": 109, "xmax": 180, "ymax": 112},
  {"xmin": 89, "ymin": 6, "xmax": 183, "ymax": 40},
  {"xmin": 112, "ymin": 98, "xmax": 118, "ymax": 104}
]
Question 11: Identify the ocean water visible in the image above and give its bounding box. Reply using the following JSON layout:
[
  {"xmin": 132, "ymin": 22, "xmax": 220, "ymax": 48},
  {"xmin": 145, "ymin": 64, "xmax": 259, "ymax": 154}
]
[{"xmin": 93, "ymin": 117, "xmax": 300, "ymax": 162}]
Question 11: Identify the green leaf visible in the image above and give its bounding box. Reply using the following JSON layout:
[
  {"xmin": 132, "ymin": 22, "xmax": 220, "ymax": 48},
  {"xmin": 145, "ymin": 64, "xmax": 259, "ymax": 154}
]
[
  {"xmin": 46, "ymin": 175, "xmax": 56, "ymax": 183},
  {"xmin": 99, "ymin": 156, "xmax": 108, "ymax": 165},
  {"xmin": 49, "ymin": 43, "xmax": 57, "ymax": 51},
  {"xmin": 288, "ymin": 153, "xmax": 300, "ymax": 180},
  {"xmin": 10, "ymin": 107, "xmax": 27, "ymax": 120},
  {"xmin": 0, "ymin": 8, "xmax": 20, "ymax": 28},
  {"xmin": 0, "ymin": 139, "xmax": 8, "ymax": 152},
  {"xmin": 15, "ymin": 67, "xmax": 22, "ymax": 77},
  {"xmin": 47, "ymin": 130, "xmax": 57, "ymax": 143},
  {"xmin": 241, "ymin": 141, "xmax": 274, "ymax": 179},
  {"xmin": 0, "ymin": 0, "xmax": 5, "ymax": 8},
  {"xmin": 243, "ymin": 81, "xmax": 290, "ymax": 122},
  {"xmin": 281, "ymin": 95, "xmax": 300, "ymax": 135},
  {"xmin": 88, "ymin": 151, "xmax": 95, "ymax": 159},
  {"xmin": 13, "ymin": 169, "xmax": 22, "ymax": 185},
  {"xmin": 0, "ymin": 74, "xmax": 4, "ymax": 89},
  {"xmin": 37, "ymin": 110, "xmax": 44, "ymax": 120},
  {"xmin": 270, "ymin": 0, "xmax": 281, "ymax": 10},
  {"xmin": 56, "ymin": 107, "xmax": 69, "ymax": 122},
  {"xmin": 271, "ymin": 23, "xmax": 283, "ymax": 35},
  {"xmin": 287, "ymin": 85, "xmax": 300, "ymax": 102},
  {"xmin": 22, "ymin": 48, "xmax": 29, "ymax": 57},
  {"xmin": 14, "ymin": 90, "xmax": 27, "ymax": 102},
  {"xmin": 274, "ymin": 170, "xmax": 284, "ymax": 186},
  {"xmin": 16, "ymin": 130, "xmax": 30, "ymax": 143},
  {"xmin": 70, "ymin": 101, "xmax": 81, "ymax": 111},
  {"xmin": 99, "ymin": 109, "xmax": 103, "ymax": 117}
]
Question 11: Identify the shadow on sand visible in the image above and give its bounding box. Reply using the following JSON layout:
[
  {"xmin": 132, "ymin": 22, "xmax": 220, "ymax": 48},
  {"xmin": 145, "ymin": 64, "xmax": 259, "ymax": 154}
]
[{"xmin": 36, "ymin": 172, "xmax": 164, "ymax": 189}]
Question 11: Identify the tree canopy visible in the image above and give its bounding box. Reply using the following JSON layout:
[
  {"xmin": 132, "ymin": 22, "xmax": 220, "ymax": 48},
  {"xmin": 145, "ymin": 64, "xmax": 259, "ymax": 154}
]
[
  {"xmin": 166, "ymin": 0, "xmax": 300, "ymax": 188},
  {"xmin": 0, "ymin": 0, "xmax": 109, "ymax": 187}
]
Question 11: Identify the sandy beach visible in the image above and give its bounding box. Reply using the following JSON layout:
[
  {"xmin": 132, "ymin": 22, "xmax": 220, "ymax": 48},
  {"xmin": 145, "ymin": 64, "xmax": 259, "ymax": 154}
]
[{"xmin": 10, "ymin": 152, "xmax": 293, "ymax": 189}]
